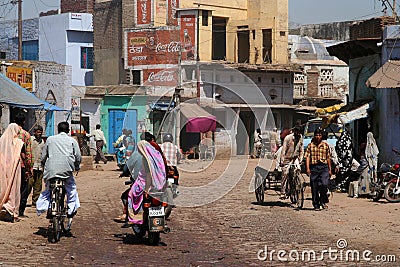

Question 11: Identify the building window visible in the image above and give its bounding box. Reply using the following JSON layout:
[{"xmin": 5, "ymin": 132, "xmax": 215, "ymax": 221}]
[
  {"xmin": 319, "ymin": 69, "xmax": 333, "ymax": 83},
  {"xmin": 252, "ymin": 30, "xmax": 255, "ymax": 40},
  {"xmin": 0, "ymin": 51, "xmax": 5, "ymax": 59},
  {"xmin": 257, "ymin": 77, "xmax": 261, "ymax": 83},
  {"xmin": 280, "ymin": 31, "xmax": 286, "ymax": 37},
  {"xmin": 284, "ymin": 77, "xmax": 288, "ymax": 84},
  {"xmin": 133, "ymin": 70, "xmax": 141, "ymax": 85},
  {"xmin": 22, "ymin": 40, "xmax": 38, "ymax": 60},
  {"xmin": 81, "ymin": 47, "xmax": 94, "ymax": 69},
  {"xmin": 202, "ymin": 10, "xmax": 208, "ymax": 26},
  {"xmin": 271, "ymin": 77, "xmax": 275, "ymax": 83}
]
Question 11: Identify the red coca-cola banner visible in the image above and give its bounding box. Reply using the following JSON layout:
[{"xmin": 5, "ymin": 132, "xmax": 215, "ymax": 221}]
[
  {"xmin": 167, "ymin": 0, "xmax": 179, "ymax": 25},
  {"xmin": 143, "ymin": 68, "xmax": 178, "ymax": 86},
  {"xmin": 127, "ymin": 29, "xmax": 180, "ymax": 66},
  {"xmin": 137, "ymin": 0, "xmax": 152, "ymax": 25},
  {"xmin": 180, "ymin": 14, "xmax": 196, "ymax": 60}
]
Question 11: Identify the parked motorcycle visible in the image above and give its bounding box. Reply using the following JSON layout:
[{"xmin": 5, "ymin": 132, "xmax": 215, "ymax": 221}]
[
  {"xmin": 370, "ymin": 162, "xmax": 395, "ymax": 201},
  {"xmin": 384, "ymin": 165, "xmax": 400, "ymax": 203}
]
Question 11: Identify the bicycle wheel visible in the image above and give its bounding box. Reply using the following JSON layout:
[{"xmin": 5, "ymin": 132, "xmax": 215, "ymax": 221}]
[
  {"xmin": 295, "ymin": 172, "xmax": 304, "ymax": 209},
  {"xmin": 289, "ymin": 176, "xmax": 298, "ymax": 204},
  {"xmin": 255, "ymin": 173, "xmax": 265, "ymax": 204},
  {"xmin": 48, "ymin": 189, "xmax": 61, "ymax": 243}
]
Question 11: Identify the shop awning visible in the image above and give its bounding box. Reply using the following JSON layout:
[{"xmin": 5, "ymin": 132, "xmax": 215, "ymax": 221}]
[
  {"xmin": 41, "ymin": 100, "xmax": 67, "ymax": 111},
  {"xmin": 366, "ymin": 60, "xmax": 400, "ymax": 89},
  {"xmin": 180, "ymin": 103, "xmax": 216, "ymax": 132},
  {"xmin": 338, "ymin": 101, "xmax": 374, "ymax": 124},
  {"xmin": 0, "ymin": 73, "xmax": 43, "ymax": 108}
]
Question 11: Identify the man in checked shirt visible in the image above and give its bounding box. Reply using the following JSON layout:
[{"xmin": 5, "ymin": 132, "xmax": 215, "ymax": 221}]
[
  {"xmin": 305, "ymin": 128, "xmax": 332, "ymax": 211},
  {"xmin": 160, "ymin": 133, "xmax": 181, "ymax": 184}
]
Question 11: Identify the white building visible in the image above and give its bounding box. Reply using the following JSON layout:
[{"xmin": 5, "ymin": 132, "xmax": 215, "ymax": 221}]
[{"xmin": 39, "ymin": 13, "xmax": 93, "ymax": 86}]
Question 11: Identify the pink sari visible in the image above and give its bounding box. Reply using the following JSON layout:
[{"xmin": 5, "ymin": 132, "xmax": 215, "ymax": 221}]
[
  {"xmin": 0, "ymin": 123, "xmax": 23, "ymax": 219},
  {"xmin": 127, "ymin": 140, "xmax": 166, "ymax": 224}
]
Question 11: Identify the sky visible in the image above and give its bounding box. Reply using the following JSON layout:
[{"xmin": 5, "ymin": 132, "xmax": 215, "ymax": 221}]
[{"xmin": 0, "ymin": 0, "xmax": 392, "ymax": 25}]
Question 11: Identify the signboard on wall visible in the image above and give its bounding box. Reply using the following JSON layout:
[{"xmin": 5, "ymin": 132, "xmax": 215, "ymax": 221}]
[
  {"xmin": 71, "ymin": 97, "xmax": 81, "ymax": 122},
  {"xmin": 136, "ymin": 0, "xmax": 153, "ymax": 25},
  {"xmin": 167, "ymin": 0, "xmax": 179, "ymax": 25},
  {"xmin": 179, "ymin": 14, "xmax": 196, "ymax": 60},
  {"xmin": 143, "ymin": 68, "xmax": 178, "ymax": 86},
  {"xmin": 126, "ymin": 28, "xmax": 180, "ymax": 66},
  {"xmin": 156, "ymin": 0, "xmax": 167, "ymax": 24},
  {"xmin": 6, "ymin": 66, "xmax": 33, "ymax": 91}
]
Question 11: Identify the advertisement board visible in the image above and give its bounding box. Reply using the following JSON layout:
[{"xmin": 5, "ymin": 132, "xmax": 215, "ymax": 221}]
[
  {"xmin": 71, "ymin": 97, "xmax": 81, "ymax": 122},
  {"xmin": 179, "ymin": 14, "xmax": 196, "ymax": 60},
  {"xmin": 136, "ymin": 0, "xmax": 152, "ymax": 25},
  {"xmin": 126, "ymin": 28, "xmax": 180, "ymax": 66},
  {"xmin": 167, "ymin": 0, "xmax": 179, "ymax": 25},
  {"xmin": 142, "ymin": 68, "xmax": 178, "ymax": 86},
  {"xmin": 6, "ymin": 66, "xmax": 33, "ymax": 91}
]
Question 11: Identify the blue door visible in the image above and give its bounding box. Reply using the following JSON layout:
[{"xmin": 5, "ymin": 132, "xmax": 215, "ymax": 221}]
[
  {"xmin": 45, "ymin": 111, "xmax": 54, "ymax": 137},
  {"xmin": 108, "ymin": 110, "xmax": 126, "ymax": 154},
  {"xmin": 108, "ymin": 109, "xmax": 137, "ymax": 154}
]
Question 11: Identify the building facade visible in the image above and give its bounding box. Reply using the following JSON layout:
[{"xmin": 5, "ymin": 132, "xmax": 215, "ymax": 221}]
[{"xmin": 39, "ymin": 12, "xmax": 94, "ymax": 86}]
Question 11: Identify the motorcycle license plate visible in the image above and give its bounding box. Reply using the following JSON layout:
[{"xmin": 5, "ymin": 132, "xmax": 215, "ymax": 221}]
[
  {"xmin": 168, "ymin": 178, "xmax": 175, "ymax": 184},
  {"xmin": 149, "ymin": 216, "xmax": 165, "ymax": 232},
  {"xmin": 149, "ymin": 206, "xmax": 165, "ymax": 217}
]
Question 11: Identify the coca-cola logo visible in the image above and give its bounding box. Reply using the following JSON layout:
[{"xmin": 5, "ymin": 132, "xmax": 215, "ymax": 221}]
[
  {"xmin": 148, "ymin": 70, "xmax": 175, "ymax": 83},
  {"xmin": 155, "ymin": 41, "xmax": 181, "ymax": 53}
]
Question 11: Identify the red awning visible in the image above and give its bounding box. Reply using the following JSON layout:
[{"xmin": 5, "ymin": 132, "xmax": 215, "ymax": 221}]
[{"xmin": 180, "ymin": 103, "xmax": 216, "ymax": 133}]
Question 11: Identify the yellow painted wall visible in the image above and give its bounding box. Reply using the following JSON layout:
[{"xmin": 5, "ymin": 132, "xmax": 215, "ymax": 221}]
[{"xmin": 153, "ymin": 0, "xmax": 288, "ymax": 64}]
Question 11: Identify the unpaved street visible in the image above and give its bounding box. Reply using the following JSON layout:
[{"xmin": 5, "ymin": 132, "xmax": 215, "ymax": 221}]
[{"xmin": 0, "ymin": 158, "xmax": 399, "ymax": 266}]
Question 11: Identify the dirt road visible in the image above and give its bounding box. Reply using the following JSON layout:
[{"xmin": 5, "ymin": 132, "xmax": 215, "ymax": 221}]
[{"xmin": 0, "ymin": 158, "xmax": 399, "ymax": 266}]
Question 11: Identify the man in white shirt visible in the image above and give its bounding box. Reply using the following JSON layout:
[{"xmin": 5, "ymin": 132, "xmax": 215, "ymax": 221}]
[
  {"xmin": 36, "ymin": 121, "xmax": 81, "ymax": 231},
  {"xmin": 88, "ymin": 124, "xmax": 107, "ymax": 164}
]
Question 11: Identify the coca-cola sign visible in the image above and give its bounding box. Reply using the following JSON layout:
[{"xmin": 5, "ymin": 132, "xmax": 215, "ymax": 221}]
[
  {"xmin": 126, "ymin": 29, "xmax": 180, "ymax": 67},
  {"xmin": 137, "ymin": 0, "xmax": 152, "ymax": 25},
  {"xmin": 155, "ymin": 41, "xmax": 181, "ymax": 53},
  {"xmin": 167, "ymin": 0, "xmax": 179, "ymax": 25},
  {"xmin": 144, "ymin": 69, "xmax": 177, "ymax": 86}
]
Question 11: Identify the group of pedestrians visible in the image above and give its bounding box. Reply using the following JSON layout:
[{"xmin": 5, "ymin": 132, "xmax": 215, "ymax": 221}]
[
  {"xmin": 0, "ymin": 114, "xmax": 39, "ymax": 223},
  {"xmin": 0, "ymin": 115, "xmax": 81, "ymax": 230},
  {"xmin": 277, "ymin": 125, "xmax": 333, "ymax": 211}
]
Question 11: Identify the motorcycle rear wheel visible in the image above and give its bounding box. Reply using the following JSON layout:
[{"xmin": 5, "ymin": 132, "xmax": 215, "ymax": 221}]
[
  {"xmin": 148, "ymin": 231, "xmax": 160, "ymax": 246},
  {"xmin": 384, "ymin": 182, "xmax": 400, "ymax": 203}
]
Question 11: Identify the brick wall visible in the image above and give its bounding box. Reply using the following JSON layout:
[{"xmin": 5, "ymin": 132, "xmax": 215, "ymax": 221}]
[
  {"xmin": 306, "ymin": 67, "xmax": 319, "ymax": 97},
  {"xmin": 350, "ymin": 16, "xmax": 395, "ymax": 40},
  {"xmin": 93, "ymin": 0, "xmax": 123, "ymax": 85},
  {"xmin": 61, "ymin": 0, "xmax": 94, "ymax": 13}
]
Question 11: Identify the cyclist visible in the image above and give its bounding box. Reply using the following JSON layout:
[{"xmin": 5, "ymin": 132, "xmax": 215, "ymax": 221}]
[
  {"xmin": 279, "ymin": 126, "xmax": 304, "ymax": 199},
  {"xmin": 36, "ymin": 121, "xmax": 81, "ymax": 232}
]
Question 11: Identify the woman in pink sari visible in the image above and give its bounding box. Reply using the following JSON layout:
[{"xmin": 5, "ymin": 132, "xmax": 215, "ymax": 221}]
[
  {"xmin": 127, "ymin": 140, "xmax": 166, "ymax": 224},
  {"xmin": 0, "ymin": 123, "xmax": 24, "ymax": 222}
]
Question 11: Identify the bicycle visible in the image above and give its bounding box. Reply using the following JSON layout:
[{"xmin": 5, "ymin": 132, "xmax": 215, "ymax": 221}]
[
  {"xmin": 285, "ymin": 160, "xmax": 305, "ymax": 209},
  {"xmin": 47, "ymin": 178, "xmax": 68, "ymax": 243}
]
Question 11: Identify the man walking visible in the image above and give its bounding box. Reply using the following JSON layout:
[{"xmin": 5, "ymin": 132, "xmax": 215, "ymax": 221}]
[
  {"xmin": 305, "ymin": 128, "xmax": 331, "ymax": 211},
  {"xmin": 28, "ymin": 125, "xmax": 45, "ymax": 207},
  {"xmin": 279, "ymin": 126, "xmax": 304, "ymax": 199},
  {"xmin": 14, "ymin": 113, "xmax": 33, "ymax": 217},
  {"xmin": 36, "ymin": 121, "xmax": 81, "ymax": 231},
  {"xmin": 88, "ymin": 124, "xmax": 107, "ymax": 164}
]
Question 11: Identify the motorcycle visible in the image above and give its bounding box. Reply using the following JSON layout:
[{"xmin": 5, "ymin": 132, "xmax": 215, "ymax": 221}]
[
  {"xmin": 129, "ymin": 188, "xmax": 170, "ymax": 245},
  {"xmin": 383, "ymin": 165, "xmax": 400, "ymax": 203},
  {"xmin": 370, "ymin": 162, "xmax": 396, "ymax": 201}
]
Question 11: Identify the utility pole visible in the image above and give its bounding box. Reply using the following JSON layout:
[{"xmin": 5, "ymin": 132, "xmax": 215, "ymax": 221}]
[
  {"xmin": 380, "ymin": 0, "xmax": 398, "ymax": 20},
  {"xmin": 18, "ymin": 0, "xmax": 22, "ymax": 60},
  {"xmin": 174, "ymin": 48, "xmax": 182, "ymax": 148},
  {"xmin": 196, "ymin": 6, "xmax": 200, "ymax": 104}
]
